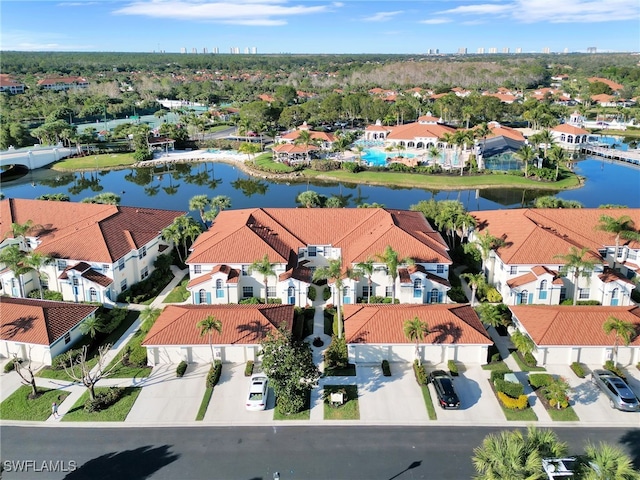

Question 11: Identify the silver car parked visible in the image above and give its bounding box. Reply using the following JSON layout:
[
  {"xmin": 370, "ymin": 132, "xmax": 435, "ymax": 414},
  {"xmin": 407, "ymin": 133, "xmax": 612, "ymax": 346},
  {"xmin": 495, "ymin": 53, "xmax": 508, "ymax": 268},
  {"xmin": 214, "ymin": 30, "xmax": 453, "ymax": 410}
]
[{"xmin": 591, "ymin": 369, "xmax": 640, "ymax": 412}]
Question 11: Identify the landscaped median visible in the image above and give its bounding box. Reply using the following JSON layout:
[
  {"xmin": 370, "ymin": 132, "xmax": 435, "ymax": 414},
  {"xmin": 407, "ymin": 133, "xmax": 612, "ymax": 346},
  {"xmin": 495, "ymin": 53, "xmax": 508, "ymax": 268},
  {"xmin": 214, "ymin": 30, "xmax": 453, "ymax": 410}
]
[
  {"xmin": 0, "ymin": 387, "xmax": 70, "ymax": 421},
  {"xmin": 323, "ymin": 385, "xmax": 359, "ymax": 420},
  {"xmin": 483, "ymin": 361, "xmax": 537, "ymax": 421},
  {"xmin": 61, "ymin": 387, "xmax": 142, "ymax": 422},
  {"xmin": 413, "ymin": 361, "xmax": 437, "ymax": 420}
]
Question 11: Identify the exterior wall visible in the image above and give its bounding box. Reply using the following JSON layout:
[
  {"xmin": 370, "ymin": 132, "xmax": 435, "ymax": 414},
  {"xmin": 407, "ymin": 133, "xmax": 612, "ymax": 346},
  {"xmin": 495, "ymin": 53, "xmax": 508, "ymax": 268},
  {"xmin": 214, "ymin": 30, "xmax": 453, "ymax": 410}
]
[
  {"xmin": 536, "ymin": 345, "xmax": 638, "ymax": 367},
  {"xmin": 146, "ymin": 344, "xmax": 259, "ymax": 365},
  {"xmin": 0, "ymin": 341, "xmax": 51, "ymax": 365},
  {"xmin": 348, "ymin": 343, "xmax": 488, "ymax": 365}
]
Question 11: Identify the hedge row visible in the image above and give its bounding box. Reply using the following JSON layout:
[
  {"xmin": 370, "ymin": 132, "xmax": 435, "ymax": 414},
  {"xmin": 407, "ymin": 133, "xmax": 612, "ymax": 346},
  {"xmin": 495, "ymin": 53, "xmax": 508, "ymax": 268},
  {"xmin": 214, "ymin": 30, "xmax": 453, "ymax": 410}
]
[
  {"xmin": 528, "ymin": 373, "xmax": 553, "ymax": 390},
  {"xmin": 494, "ymin": 378, "xmax": 524, "ymax": 398},
  {"xmin": 206, "ymin": 361, "xmax": 222, "ymax": 388},
  {"xmin": 497, "ymin": 391, "xmax": 529, "ymax": 410},
  {"xmin": 413, "ymin": 360, "xmax": 427, "ymax": 385}
]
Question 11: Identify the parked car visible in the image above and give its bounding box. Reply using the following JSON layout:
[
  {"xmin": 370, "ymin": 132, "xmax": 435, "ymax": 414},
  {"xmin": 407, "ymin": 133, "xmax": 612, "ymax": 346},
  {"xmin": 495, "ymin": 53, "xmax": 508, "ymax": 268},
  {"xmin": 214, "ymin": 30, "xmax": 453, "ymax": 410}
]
[
  {"xmin": 246, "ymin": 374, "xmax": 269, "ymax": 411},
  {"xmin": 591, "ymin": 369, "xmax": 640, "ymax": 412},
  {"xmin": 542, "ymin": 457, "xmax": 578, "ymax": 479},
  {"xmin": 428, "ymin": 370, "xmax": 461, "ymax": 409}
]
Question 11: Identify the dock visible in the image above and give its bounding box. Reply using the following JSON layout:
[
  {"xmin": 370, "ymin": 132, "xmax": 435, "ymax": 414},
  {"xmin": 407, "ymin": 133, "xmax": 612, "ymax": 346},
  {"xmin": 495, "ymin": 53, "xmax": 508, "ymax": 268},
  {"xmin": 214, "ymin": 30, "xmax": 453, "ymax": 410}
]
[{"xmin": 581, "ymin": 144, "xmax": 640, "ymax": 166}]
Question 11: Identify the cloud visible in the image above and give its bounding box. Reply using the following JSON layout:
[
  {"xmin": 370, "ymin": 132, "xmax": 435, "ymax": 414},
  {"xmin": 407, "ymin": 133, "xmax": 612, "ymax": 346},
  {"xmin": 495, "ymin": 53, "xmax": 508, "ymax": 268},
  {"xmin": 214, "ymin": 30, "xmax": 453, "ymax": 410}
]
[
  {"xmin": 436, "ymin": 0, "xmax": 639, "ymax": 23},
  {"xmin": 113, "ymin": 0, "xmax": 338, "ymax": 25},
  {"xmin": 419, "ymin": 18, "xmax": 452, "ymax": 25},
  {"xmin": 362, "ymin": 11, "xmax": 403, "ymax": 22},
  {"xmin": 57, "ymin": 1, "xmax": 100, "ymax": 6},
  {"xmin": 0, "ymin": 30, "xmax": 94, "ymax": 51}
]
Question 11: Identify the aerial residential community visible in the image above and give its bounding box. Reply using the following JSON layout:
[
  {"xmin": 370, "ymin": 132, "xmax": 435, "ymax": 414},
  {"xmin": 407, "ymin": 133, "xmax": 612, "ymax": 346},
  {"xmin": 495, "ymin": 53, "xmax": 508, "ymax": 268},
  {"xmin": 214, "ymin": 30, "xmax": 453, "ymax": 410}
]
[{"xmin": 1, "ymin": 4, "xmax": 640, "ymax": 476}]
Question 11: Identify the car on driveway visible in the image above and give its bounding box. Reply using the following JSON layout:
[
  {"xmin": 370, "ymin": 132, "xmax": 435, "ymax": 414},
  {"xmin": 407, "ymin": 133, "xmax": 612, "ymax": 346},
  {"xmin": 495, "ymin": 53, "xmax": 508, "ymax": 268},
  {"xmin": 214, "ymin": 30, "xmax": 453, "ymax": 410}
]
[
  {"xmin": 246, "ymin": 374, "xmax": 269, "ymax": 411},
  {"xmin": 428, "ymin": 370, "xmax": 461, "ymax": 409},
  {"xmin": 591, "ymin": 369, "xmax": 640, "ymax": 412}
]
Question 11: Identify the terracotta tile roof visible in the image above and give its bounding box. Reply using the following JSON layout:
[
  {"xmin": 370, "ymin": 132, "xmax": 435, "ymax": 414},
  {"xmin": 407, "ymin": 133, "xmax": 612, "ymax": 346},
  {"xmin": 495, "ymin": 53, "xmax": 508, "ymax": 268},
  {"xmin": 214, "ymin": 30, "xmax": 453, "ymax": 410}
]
[
  {"xmin": 0, "ymin": 297, "xmax": 98, "ymax": 346},
  {"xmin": 508, "ymin": 266, "xmax": 562, "ymax": 288},
  {"xmin": 507, "ymin": 272, "xmax": 537, "ymax": 288},
  {"xmin": 417, "ymin": 115, "xmax": 441, "ymax": 123},
  {"xmin": 187, "ymin": 208, "xmax": 451, "ymax": 271},
  {"xmin": 510, "ymin": 305, "xmax": 640, "ymax": 346},
  {"xmin": 398, "ymin": 267, "xmax": 412, "ymax": 284},
  {"xmin": 472, "ymin": 208, "xmax": 640, "ymax": 266},
  {"xmin": 386, "ymin": 122, "xmax": 456, "ymax": 141},
  {"xmin": 598, "ymin": 267, "xmax": 635, "ymax": 285},
  {"xmin": 486, "ymin": 122, "xmax": 525, "ymax": 141},
  {"xmin": 142, "ymin": 304, "xmax": 294, "ymax": 346},
  {"xmin": 365, "ymin": 124, "xmax": 390, "ymax": 132},
  {"xmin": 344, "ymin": 304, "xmax": 492, "ymax": 345},
  {"xmin": 37, "ymin": 76, "xmax": 87, "ymax": 86},
  {"xmin": 591, "ymin": 93, "xmax": 616, "ymax": 103},
  {"xmin": 280, "ymin": 129, "xmax": 336, "ymax": 143},
  {"xmin": 552, "ymin": 123, "xmax": 589, "ymax": 135},
  {"xmin": 272, "ymin": 144, "xmax": 318, "ymax": 154},
  {"xmin": 279, "ymin": 264, "xmax": 312, "ymax": 283},
  {"xmin": 0, "ymin": 74, "xmax": 24, "ymax": 88},
  {"xmin": 0, "ymin": 198, "xmax": 185, "ymax": 263},
  {"xmin": 587, "ymin": 77, "xmax": 624, "ymax": 91},
  {"xmin": 187, "ymin": 265, "xmax": 240, "ymax": 288}
]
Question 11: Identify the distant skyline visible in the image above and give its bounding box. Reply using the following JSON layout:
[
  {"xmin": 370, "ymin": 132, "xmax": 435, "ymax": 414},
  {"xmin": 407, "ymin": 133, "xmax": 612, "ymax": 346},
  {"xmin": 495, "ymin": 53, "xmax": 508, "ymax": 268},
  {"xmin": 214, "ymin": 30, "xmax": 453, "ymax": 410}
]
[{"xmin": 1, "ymin": 0, "xmax": 639, "ymax": 55}]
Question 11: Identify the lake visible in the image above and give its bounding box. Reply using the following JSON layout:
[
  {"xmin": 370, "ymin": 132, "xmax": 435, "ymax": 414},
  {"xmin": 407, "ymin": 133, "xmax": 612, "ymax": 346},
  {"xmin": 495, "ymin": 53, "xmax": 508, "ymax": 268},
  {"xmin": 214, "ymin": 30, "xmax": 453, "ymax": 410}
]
[{"xmin": 1, "ymin": 157, "xmax": 639, "ymax": 212}]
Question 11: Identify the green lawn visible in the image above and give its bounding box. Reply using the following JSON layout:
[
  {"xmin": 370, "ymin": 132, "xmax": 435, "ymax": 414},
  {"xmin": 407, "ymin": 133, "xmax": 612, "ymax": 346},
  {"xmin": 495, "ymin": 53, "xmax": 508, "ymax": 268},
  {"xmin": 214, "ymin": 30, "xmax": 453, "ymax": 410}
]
[
  {"xmin": 323, "ymin": 385, "xmax": 360, "ymax": 420},
  {"xmin": 510, "ymin": 351, "xmax": 547, "ymax": 372},
  {"xmin": 0, "ymin": 386, "xmax": 70, "ymax": 421},
  {"xmin": 52, "ymin": 153, "xmax": 137, "ymax": 171},
  {"xmin": 195, "ymin": 387, "xmax": 213, "ymax": 421},
  {"xmin": 104, "ymin": 315, "xmax": 155, "ymax": 378},
  {"xmin": 252, "ymin": 154, "xmax": 297, "ymax": 172},
  {"xmin": 501, "ymin": 404, "xmax": 538, "ymax": 421},
  {"xmin": 163, "ymin": 274, "xmax": 190, "ymax": 303},
  {"xmin": 482, "ymin": 361, "xmax": 510, "ymax": 371},
  {"xmin": 273, "ymin": 391, "xmax": 311, "ymax": 420},
  {"xmin": 419, "ymin": 385, "xmax": 438, "ymax": 420},
  {"xmin": 323, "ymin": 364, "xmax": 357, "ymax": 377},
  {"xmin": 547, "ymin": 405, "xmax": 579, "ymax": 421},
  {"xmin": 61, "ymin": 387, "xmax": 141, "ymax": 422}
]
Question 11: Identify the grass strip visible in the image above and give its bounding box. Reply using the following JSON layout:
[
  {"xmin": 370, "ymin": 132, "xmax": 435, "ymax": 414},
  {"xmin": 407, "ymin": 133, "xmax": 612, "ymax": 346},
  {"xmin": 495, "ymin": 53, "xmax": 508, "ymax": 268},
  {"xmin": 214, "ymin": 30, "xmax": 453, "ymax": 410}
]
[
  {"xmin": 0, "ymin": 386, "xmax": 70, "ymax": 421},
  {"xmin": 163, "ymin": 274, "xmax": 190, "ymax": 303},
  {"xmin": 52, "ymin": 153, "xmax": 136, "ymax": 171},
  {"xmin": 323, "ymin": 385, "xmax": 360, "ymax": 420},
  {"xmin": 195, "ymin": 387, "xmax": 214, "ymax": 421},
  {"xmin": 420, "ymin": 384, "xmax": 438, "ymax": 420},
  {"xmin": 61, "ymin": 387, "xmax": 141, "ymax": 422}
]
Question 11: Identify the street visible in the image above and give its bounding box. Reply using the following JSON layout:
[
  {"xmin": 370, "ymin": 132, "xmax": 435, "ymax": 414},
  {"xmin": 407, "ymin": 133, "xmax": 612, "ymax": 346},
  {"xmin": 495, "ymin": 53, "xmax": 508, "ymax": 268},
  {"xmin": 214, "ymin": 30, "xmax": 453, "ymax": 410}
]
[{"xmin": 1, "ymin": 425, "xmax": 638, "ymax": 479}]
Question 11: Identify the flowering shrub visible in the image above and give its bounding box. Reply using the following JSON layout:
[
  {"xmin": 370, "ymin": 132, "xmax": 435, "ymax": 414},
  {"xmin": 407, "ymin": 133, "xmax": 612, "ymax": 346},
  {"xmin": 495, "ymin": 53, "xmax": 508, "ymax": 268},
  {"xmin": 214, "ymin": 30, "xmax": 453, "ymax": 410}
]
[{"xmin": 497, "ymin": 392, "xmax": 529, "ymax": 410}]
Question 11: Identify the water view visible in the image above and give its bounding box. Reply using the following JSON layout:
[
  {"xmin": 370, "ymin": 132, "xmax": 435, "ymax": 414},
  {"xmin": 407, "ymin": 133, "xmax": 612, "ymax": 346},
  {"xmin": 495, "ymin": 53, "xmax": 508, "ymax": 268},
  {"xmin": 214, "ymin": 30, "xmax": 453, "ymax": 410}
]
[{"xmin": 1, "ymin": 157, "xmax": 638, "ymax": 212}]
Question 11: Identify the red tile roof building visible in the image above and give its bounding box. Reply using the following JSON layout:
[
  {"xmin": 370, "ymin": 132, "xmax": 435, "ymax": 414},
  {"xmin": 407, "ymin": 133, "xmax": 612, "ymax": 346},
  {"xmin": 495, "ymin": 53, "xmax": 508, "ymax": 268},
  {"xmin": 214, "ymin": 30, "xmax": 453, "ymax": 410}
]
[
  {"xmin": 0, "ymin": 74, "xmax": 25, "ymax": 94},
  {"xmin": 37, "ymin": 76, "xmax": 89, "ymax": 91}
]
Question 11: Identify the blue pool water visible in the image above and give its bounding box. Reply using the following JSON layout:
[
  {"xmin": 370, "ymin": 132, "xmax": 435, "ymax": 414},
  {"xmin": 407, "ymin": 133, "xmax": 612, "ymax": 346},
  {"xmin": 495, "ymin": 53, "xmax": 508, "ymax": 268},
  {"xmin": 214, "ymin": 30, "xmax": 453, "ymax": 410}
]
[{"xmin": 362, "ymin": 149, "xmax": 415, "ymax": 166}]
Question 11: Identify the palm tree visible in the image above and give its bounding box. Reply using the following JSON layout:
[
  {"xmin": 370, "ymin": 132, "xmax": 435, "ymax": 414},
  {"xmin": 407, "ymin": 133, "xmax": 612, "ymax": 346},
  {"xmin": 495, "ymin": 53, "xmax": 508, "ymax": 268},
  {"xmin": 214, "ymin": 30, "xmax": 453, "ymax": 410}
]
[
  {"xmin": 460, "ymin": 272, "xmax": 486, "ymax": 307},
  {"xmin": 312, "ymin": 258, "xmax": 351, "ymax": 339},
  {"xmin": 197, "ymin": 314, "xmax": 223, "ymax": 363},
  {"xmin": 161, "ymin": 222, "xmax": 183, "ymax": 263},
  {"xmin": 428, "ymin": 145, "xmax": 441, "ymax": 165},
  {"xmin": 80, "ymin": 316, "xmax": 106, "ymax": 339},
  {"xmin": 596, "ymin": 214, "xmax": 640, "ymax": 269},
  {"xmin": 554, "ymin": 246, "xmax": 599, "ymax": 306},
  {"xmin": 538, "ymin": 129, "xmax": 555, "ymax": 159},
  {"xmin": 581, "ymin": 442, "xmax": 638, "ymax": 480},
  {"xmin": 211, "ymin": 195, "xmax": 232, "ymax": 216},
  {"xmin": 547, "ymin": 144, "xmax": 566, "ymax": 181},
  {"xmin": 189, "ymin": 194, "xmax": 211, "ymax": 225},
  {"xmin": 470, "ymin": 230, "xmax": 505, "ymax": 278},
  {"xmin": 403, "ymin": 316, "xmax": 430, "ymax": 366},
  {"xmin": 140, "ymin": 306, "xmax": 162, "ymax": 327},
  {"xmin": 603, "ymin": 316, "xmax": 637, "ymax": 365},
  {"xmin": 475, "ymin": 123, "xmax": 492, "ymax": 163},
  {"xmin": 544, "ymin": 377, "xmax": 571, "ymax": 409},
  {"xmin": 355, "ymin": 258, "xmax": 375, "ymax": 304},
  {"xmin": 297, "ymin": 190, "xmax": 322, "ymax": 208},
  {"xmin": 511, "ymin": 330, "xmax": 537, "ymax": 357},
  {"xmin": 453, "ymin": 129, "xmax": 474, "ymax": 175},
  {"xmin": 0, "ymin": 244, "xmax": 30, "ymax": 297},
  {"xmin": 22, "ymin": 251, "xmax": 52, "ymax": 299},
  {"xmin": 376, "ymin": 245, "xmax": 414, "ymax": 303},
  {"xmin": 294, "ymin": 129, "xmax": 316, "ymax": 163},
  {"xmin": 473, "ymin": 426, "xmax": 568, "ymax": 480},
  {"xmin": 515, "ymin": 144, "xmax": 536, "ymax": 178},
  {"xmin": 249, "ymin": 254, "xmax": 276, "ymax": 302}
]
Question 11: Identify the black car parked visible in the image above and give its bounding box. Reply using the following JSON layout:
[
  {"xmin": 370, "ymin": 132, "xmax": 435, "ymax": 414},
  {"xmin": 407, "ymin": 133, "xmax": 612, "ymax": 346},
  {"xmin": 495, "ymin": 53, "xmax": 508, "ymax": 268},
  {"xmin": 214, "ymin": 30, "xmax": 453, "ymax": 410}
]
[{"xmin": 428, "ymin": 370, "xmax": 461, "ymax": 409}]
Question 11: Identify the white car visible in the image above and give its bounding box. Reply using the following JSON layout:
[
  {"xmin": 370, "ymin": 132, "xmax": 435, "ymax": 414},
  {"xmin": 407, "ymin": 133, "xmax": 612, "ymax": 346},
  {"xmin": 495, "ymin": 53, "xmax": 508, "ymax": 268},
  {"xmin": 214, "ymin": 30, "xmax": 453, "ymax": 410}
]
[{"xmin": 246, "ymin": 374, "xmax": 269, "ymax": 411}]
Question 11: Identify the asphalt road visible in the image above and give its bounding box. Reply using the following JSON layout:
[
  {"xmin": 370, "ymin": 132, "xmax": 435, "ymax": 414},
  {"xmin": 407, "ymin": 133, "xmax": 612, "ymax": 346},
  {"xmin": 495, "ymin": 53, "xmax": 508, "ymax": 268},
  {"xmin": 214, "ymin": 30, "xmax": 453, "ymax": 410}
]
[{"xmin": 1, "ymin": 425, "xmax": 638, "ymax": 480}]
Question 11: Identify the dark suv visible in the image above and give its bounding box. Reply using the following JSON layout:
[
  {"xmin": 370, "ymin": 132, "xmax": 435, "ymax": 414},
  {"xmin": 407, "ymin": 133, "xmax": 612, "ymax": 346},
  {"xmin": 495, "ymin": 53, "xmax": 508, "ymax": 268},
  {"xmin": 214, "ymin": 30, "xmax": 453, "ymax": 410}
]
[{"xmin": 428, "ymin": 370, "xmax": 461, "ymax": 409}]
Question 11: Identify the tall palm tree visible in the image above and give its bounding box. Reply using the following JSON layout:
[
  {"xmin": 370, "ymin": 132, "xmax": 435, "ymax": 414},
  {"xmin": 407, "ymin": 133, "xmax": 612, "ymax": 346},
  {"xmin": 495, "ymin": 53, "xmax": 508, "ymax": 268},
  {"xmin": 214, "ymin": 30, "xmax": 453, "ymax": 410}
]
[
  {"xmin": 475, "ymin": 122, "xmax": 492, "ymax": 162},
  {"xmin": 460, "ymin": 272, "xmax": 486, "ymax": 307},
  {"xmin": 453, "ymin": 129, "xmax": 474, "ymax": 175},
  {"xmin": 547, "ymin": 144, "xmax": 566, "ymax": 181},
  {"xmin": 596, "ymin": 214, "xmax": 640, "ymax": 269},
  {"xmin": 581, "ymin": 442, "xmax": 638, "ymax": 480},
  {"xmin": 312, "ymin": 258, "xmax": 351, "ymax": 339},
  {"xmin": 294, "ymin": 129, "xmax": 316, "ymax": 163},
  {"xmin": 0, "ymin": 244, "xmax": 31, "ymax": 297},
  {"xmin": 140, "ymin": 306, "xmax": 162, "ymax": 327},
  {"xmin": 515, "ymin": 144, "xmax": 536, "ymax": 178},
  {"xmin": 355, "ymin": 258, "xmax": 375, "ymax": 304},
  {"xmin": 376, "ymin": 245, "xmax": 414, "ymax": 303},
  {"xmin": 470, "ymin": 230, "xmax": 505, "ymax": 278},
  {"xmin": 603, "ymin": 316, "xmax": 637, "ymax": 365},
  {"xmin": 197, "ymin": 314, "xmax": 223, "ymax": 363},
  {"xmin": 189, "ymin": 194, "xmax": 211, "ymax": 225},
  {"xmin": 511, "ymin": 330, "xmax": 537, "ymax": 357},
  {"xmin": 537, "ymin": 129, "xmax": 555, "ymax": 159},
  {"xmin": 403, "ymin": 316, "xmax": 430, "ymax": 366},
  {"xmin": 161, "ymin": 222, "xmax": 183, "ymax": 263},
  {"xmin": 249, "ymin": 254, "xmax": 276, "ymax": 302},
  {"xmin": 22, "ymin": 251, "xmax": 52, "ymax": 299},
  {"xmin": 554, "ymin": 246, "xmax": 599, "ymax": 306},
  {"xmin": 80, "ymin": 316, "xmax": 106, "ymax": 339}
]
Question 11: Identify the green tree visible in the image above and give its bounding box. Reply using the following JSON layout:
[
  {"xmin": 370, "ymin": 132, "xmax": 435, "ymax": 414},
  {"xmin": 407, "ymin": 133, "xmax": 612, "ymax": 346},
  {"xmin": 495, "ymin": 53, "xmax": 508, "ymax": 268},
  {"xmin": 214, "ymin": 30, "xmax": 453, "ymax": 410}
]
[
  {"xmin": 0, "ymin": 244, "xmax": 30, "ymax": 297},
  {"xmin": 460, "ymin": 272, "xmax": 486, "ymax": 307},
  {"xmin": 537, "ymin": 129, "xmax": 555, "ymax": 159},
  {"xmin": 260, "ymin": 327, "xmax": 320, "ymax": 415},
  {"xmin": 376, "ymin": 245, "xmax": 414, "ymax": 303},
  {"xmin": 140, "ymin": 306, "xmax": 162, "ymax": 327},
  {"xmin": 403, "ymin": 316, "xmax": 430, "ymax": 366},
  {"xmin": 197, "ymin": 314, "xmax": 223, "ymax": 363},
  {"xmin": 603, "ymin": 316, "xmax": 637, "ymax": 365},
  {"xmin": 467, "ymin": 230, "xmax": 505, "ymax": 277},
  {"xmin": 473, "ymin": 426, "xmax": 568, "ymax": 480},
  {"xmin": 161, "ymin": 222, "xmax": 184, "ymax": 263},
  {"xmin": 312, "ymin": 258, "xmax": 352, "ymax": 339},
  {"xmin": 189, "ymin": 194, "xmax": 211, "ymax": 225},
  {"xmin": 547, "ymin": 144, "xmax": 566, "ymax": 181},
  {"xmin": 515, "ymin": 144, "xmax": 536, "ymax": 178},
  {"xmin": 297, "ymin": 190, "xmax": 322, "ymax": 208},
  {"xmin": 22, "ymin": 251, "xmax": 52, "ymax": 299},
  {"xmin": 554, "ymin": 246, "xmax": 598, "ymax": 306},
  {"xmin": 544, "ymin": 377, "xmax": 570, "ymax": 409},
  {"xmin": 511, "ymin": 330, "xmax": 537, "ymax": 357},
  {"xmin": 355, "ymin": 258, "xmax": 375, "ymax": 304},
  {"xmin": 596, "ymin": 214, "xmax": 640, "ymax": 269},
  {"xmin": 293, "ymin": 129, "xmax": 317, "ymax": 163},
  {"xmin": 249, "ymin": 254, "xmax": 276, "ymax": 302},
  {"xmin": 580, "ymin": 442, "xmax": 638, "ymax": 480},
  {"xmin": 79, "ymin": 316, "xmax": 107, "ymax": 339}
]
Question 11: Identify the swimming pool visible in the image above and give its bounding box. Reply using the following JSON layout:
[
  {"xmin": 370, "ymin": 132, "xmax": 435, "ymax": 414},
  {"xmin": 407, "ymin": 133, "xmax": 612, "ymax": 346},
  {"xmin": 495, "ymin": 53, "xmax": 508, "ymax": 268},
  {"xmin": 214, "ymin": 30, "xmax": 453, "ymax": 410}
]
[{"xmin": 361, "ymin": 149, "xmax": 415, "ymax": 166}]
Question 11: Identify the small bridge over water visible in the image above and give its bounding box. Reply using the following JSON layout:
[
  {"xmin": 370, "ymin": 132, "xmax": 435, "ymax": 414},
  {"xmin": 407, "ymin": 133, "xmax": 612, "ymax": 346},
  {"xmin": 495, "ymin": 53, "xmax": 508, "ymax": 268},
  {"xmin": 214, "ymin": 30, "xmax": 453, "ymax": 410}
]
[
  {"xmin": 0, "ymin": 145, "xmax": 74, "ymax": 171},
  {"xmin": 581, "ymin": 144, "xmax": 640, "ymax": 166}
]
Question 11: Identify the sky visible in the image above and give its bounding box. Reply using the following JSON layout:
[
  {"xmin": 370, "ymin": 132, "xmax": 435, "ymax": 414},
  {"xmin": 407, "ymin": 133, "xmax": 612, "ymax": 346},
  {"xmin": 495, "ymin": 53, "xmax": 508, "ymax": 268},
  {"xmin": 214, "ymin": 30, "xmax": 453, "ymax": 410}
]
[{"xmin": 1, "ymin": 0, "xmax": 639, "ymax": 55}]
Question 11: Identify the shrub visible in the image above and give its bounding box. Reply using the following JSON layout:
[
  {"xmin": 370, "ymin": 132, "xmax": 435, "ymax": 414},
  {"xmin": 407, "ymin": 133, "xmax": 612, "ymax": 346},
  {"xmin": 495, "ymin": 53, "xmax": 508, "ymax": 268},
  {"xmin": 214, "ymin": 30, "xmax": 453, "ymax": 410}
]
[
  {"xmin": 84, "ymin": 387, "xmax": 126, "ymax": 413},
  {"xmin": 126, "ymin": 346, "xmax": 148, "ymax": 367},
  {"xmin": 604, "ymin": 360, "xmax": 626, "ymax": 379},
  {"xmin": 381, "ymin": 359, "xmax": 391, "ymax": 376},
  {"xmin": 490, "ymin": 369, "xmax": 511, "ymax": 383},
  {"xmin": 491, "ymin": 352, "xmax": 501, "ymax": 363},
  {"xmin": 176, "ymin": 361, "xmax": 188, "ymax": 377},
  {"xmin": 206, "ymin": 360, "xmax": 222, "ymax": 388},
  {"xmin": 528, "ymin": 373, "xmax": 553, "ymax": 389},
  {"xmin": 239, "ymin": 297, "xmax": 261, "ymax": 304},
  {"xmin": 368, "ymin": 295, "xmax": 395, "ymax": 304},
  {"xmin": 52, "ymin": 348, "xmax": 83, "ymax": 370},
  {"xmin": 448, "ymin": 359, "xmax": 459, "ymax": 376},
  {"xmin": 342, "ymin": 162, "xmax": 361, "ymax": 173},
  {"xmin": 325, "ymin": 335, "xmax": 348, "ymax": 369},
  {"xmin": 307, "ymin": 286, "xmax": 317, "ymax": 301},
  {"xmin": 494, "ymin": 378, "xmax": 525, "ymax": 398},
  {"xmin": 570, "ymin": 362, "xmax": 586, "ymax": 378},
  {"xmin": 413, "ymin": 360, "xmax": 427, "ymax": 385},
  {"xmin": 28, "ymin": 290, "xmax": 63, "ymax": 301},
  {"xmin": 322, "ymin": 286, "xmax": 332, "ymax": 302},
  {"xmin": 560, "ymin": 299, "xmax": 601, "ymax": 306},
  {"xmin": 447, "ymin": 286, "xmax": 468, "ymax": 303},
  {"xmin": 523, "ymin": 352, "xmax": 537, "ymax": 367},
  {"xmin": 497, "ymin": 391, "xmax": 529, "ymax": 409},
  {"xmin": 549, "ymin": 397, "xmax": 569, "ymax": 409},
  {"xmin": 310, "ymin": 159, "xmax": 340, "ymax": 171},
  {"xmin": 244, "ymin": 360, "xmax": 254, "ymax": 377},
  {"xmin": 101, "ymin": 307, "xmax": 128, "ymax": 335},
  {"xmin": 4, "ymin": 360, "xmax": 17, "ymax": 373},
  {"xmin": 485, "ymin": 287, "xmax": 503, "ymax": 303}
]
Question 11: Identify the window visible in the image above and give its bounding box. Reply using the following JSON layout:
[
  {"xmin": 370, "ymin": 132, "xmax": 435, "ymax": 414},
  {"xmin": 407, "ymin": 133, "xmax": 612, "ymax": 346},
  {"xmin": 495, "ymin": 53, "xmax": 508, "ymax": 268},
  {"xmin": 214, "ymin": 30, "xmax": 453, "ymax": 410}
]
[
  {"xmin": 308, "ymin": 246, "xmax": 317, "ymax": 257},
  {"xmin": 242, "ymin": 286, "xmax": 253, "ymax": 298},
  {"xmin": 430, "ymin": 288, "xmax": 439, "ymax": 303},
  {"xmin": 242, "ymin": 265, "xmax": 248, "ymax": 276},
  {"xmin": 267, "ymin": 286, "xmax": 276, "ymax": 298},
  {"xmin": 118, "ymin": 258, "xmax": 125, "ymax": 271},
  {"xmin": 215, "ymin": 279, "xmax": 223, "ymax": 289},
  {"xmin": 343, "ymin": 286, "xmax": 350, "ymax": 297},
  {"xmin": 141, "ymin": 266, "xmax": 149, "ymax": 279},
  {"xmin": 559, "ymin": 287, "xmax": 567, "ymax": 302},
  {"xmin": 413, "ymin": 279, "xmax": 422, "ymax": 298},
  {"xmin": 617, "ymin": 247, "xmax": 623, "ymax": 258},
  {"xmin": 199, "ymin": 289, "xmax": 207, "ymax": 304},
  {"xmin": 436, "ymin": 264, "xmax": 444, "ymax": 274},
  {"xmin": 139, "ymin": 246, "xmax": 147, "ymax": 258},
  {"xmin": 57, "ymin": 259, "xmax": 67, "ymax": 270},
  {"xmin": 72, "ymin": 277, "xmax": 79, "ymax": 286},
  {"xmin": 64, "ymin": 332, "xmax": 71, "ymax": 345},
  {"xmin": 628, "ymin": 250, "xmax": 637, "ymax": 260},
  {"xmin": 194, "ymin": 265, "xmax": 202, "ymax": 274},
  {"xmin": 579, "ymin": 288, "xmax": 590, "ymax": 299},
  {"xmin": 510, "ymin": 266, "xmax": 518, "ymax": 275},
  {"xmin": 611, "ymin": 288, "xmax": 619, "ymax": 299},
  {"xmin": 102, "ymin": 264, "xmax": 109, "ymax": 272},
  {"xmin": 120, "ymin": 279, "xmax": 127, "ymax": 291},
  {"xmin": 385, "ymin": 286, "xmax": 393, "ymax": 298},
  {"xmin": 362, "ymin": 286, "xmax": 372, "ymax": 299},
  {"xmin": 538, "ymin": 280, "xmax": 547, "ymax": 300},
  {"xmin": 89, "ymin": 288, "xmax": 98, "ymax": 302},
  {"xmin": 519, "ymin": 290, "xmax": 529, "ymax": 305}
]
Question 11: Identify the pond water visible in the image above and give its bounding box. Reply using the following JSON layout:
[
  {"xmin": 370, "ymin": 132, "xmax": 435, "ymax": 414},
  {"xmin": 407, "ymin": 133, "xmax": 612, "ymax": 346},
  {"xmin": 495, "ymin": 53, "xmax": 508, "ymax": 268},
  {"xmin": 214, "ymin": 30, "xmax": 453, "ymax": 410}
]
[{"xmin": 1, "ymin": 157, "xmax": 638, "ymax": 213}]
